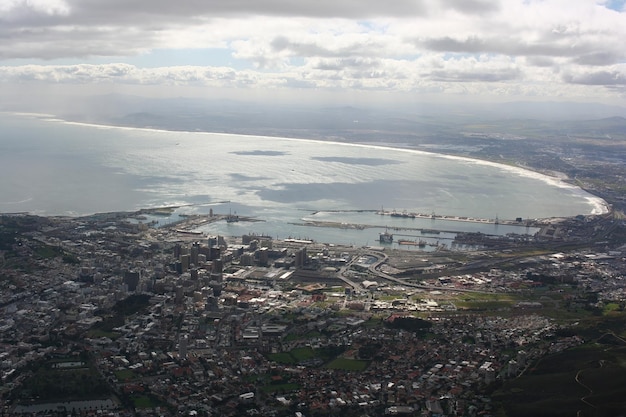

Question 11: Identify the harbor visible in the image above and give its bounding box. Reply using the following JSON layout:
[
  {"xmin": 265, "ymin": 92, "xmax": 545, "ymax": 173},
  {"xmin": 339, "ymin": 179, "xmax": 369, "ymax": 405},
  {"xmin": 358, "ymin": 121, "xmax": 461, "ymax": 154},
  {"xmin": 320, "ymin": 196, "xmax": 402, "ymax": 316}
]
[
  {"xmin": 377, "ymin": 209, "xmax": 532, "ymax": 226},
  {"xmin": 158, "ymin": 206, "xmax": 542, "ymax": 252}
]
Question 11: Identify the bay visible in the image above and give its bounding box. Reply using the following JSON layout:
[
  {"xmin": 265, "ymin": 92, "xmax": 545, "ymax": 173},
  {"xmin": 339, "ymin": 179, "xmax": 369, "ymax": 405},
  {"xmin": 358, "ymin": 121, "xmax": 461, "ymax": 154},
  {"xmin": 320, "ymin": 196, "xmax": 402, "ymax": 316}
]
[{"xmin": 0, "ymin": 113, "xmax": 607, "ymax": 247}]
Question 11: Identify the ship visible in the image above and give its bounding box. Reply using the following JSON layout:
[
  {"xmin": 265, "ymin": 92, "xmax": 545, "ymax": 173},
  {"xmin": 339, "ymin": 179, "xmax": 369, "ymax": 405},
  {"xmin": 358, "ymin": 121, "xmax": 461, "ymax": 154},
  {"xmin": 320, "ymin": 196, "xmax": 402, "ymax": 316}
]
[
  {"xmin": 226, "ymin": 209, "xmax": 239, "ymax": 223},
  {"xmin": 379, "ymin": 230, "xmax": 394, "ymax": 243},
  {"xmin": 390, "ymin": 210, "xmax": 415, "ymax": 218},
  {"xmin": 398, "ymin": 239, "xmax": 427, "ymax": 247}
]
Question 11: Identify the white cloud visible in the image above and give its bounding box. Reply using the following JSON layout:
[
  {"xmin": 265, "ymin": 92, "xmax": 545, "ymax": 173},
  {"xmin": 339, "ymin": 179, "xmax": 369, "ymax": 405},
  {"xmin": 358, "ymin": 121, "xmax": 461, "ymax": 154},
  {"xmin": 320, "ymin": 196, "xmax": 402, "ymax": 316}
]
[
  {"xmin": 0, "ymin": 0, "xmax": 625, "ymax": 103},
  {"xmin": 0, "ymin": 0, "xmax": 70, "ymax": 18}
]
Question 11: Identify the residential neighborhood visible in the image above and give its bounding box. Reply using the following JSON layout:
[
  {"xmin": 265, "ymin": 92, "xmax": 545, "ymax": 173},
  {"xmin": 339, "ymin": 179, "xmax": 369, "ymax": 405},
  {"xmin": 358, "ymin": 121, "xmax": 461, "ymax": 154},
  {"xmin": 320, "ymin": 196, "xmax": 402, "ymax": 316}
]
[{"xmin": 1, "ymin": 210, "xmax": 625, "ymax": 416}]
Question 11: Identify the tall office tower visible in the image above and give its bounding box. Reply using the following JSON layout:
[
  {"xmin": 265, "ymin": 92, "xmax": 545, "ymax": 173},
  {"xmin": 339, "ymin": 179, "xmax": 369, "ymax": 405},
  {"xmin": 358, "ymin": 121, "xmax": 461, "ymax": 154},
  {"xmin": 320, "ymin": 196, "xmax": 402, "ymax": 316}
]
[
  {"xmin": 258, "ymin": 247, "xmax": 269, "ymax": 267},
  {"xmin": 123, "ymin": 270, "xmax": 140, "ymax": 292},
  {"xmin": 179, "ymin": 334, "xmax": 188, "ymax": 360},
  {"xmin": 212, "ymin": 258, "xmax": 223, "ymax": 274},
  {"xmin": 294, "ymin": 247, "xmax": 307, "ymax": 268},
  {"xmin": 209, "ymin": 246, "xmax": 220, "ymax": 261},
  {"xmin": 175, "ymin": 285, "xmax": 184, "ymax": 304},
  {"xmin": 190, "ymin": 243, "xmax": 200, "ymax": 266},
  {"xmin": 180, "ymin": 254, "xmax": 190, "ymax": 273}
]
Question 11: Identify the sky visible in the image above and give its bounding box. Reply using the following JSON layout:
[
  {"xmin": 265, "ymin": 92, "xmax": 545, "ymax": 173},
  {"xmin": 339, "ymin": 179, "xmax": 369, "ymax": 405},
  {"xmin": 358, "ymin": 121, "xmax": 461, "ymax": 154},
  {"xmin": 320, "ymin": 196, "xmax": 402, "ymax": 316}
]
[{"xmin": 1, "ymin": 0, "xmax": 625, "ymax": 108}]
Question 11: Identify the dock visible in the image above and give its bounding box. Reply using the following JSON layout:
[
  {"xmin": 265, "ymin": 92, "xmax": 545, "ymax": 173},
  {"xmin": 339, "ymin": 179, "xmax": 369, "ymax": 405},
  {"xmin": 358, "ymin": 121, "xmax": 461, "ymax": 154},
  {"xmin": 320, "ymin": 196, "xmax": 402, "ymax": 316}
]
[{"xmin": 377, "ymin": 210, "xmax": 530, "ymax": 226}]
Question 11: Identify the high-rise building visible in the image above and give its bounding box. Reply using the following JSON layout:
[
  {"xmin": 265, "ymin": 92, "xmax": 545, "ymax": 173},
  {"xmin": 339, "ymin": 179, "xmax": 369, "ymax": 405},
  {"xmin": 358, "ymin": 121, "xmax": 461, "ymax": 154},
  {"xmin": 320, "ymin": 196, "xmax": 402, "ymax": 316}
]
[
  {"xmin": 180, "ymin": 254, "xmax": 190, "ymax": 273},
  {"xmin": 212, "ymin": 258, "xmax": 223, "ymax": 274},
  {"xmin": 190, "ymin": 243, "xmax": 200, "ymax": 266},
  {"xmin": 258, "ymin": 247, "xmax": 269, "ymax": 266},
  {"xmin": 179, "ymin": 334, "xmax": 188, "ymax": 360},
  {"xmin": 294, "ymin": 247, "xmax": 308, "ymax": 268},
  {"xmin": 123, "ymin": 270, "xmax": 140, "ymax": 292},
  {"xmin": 175, "ymin": 285, "xmax": 184, "ymax": 304},
  {"xmin": 209, "ymin": 246, "xmax": 220, "ymax": 261}
]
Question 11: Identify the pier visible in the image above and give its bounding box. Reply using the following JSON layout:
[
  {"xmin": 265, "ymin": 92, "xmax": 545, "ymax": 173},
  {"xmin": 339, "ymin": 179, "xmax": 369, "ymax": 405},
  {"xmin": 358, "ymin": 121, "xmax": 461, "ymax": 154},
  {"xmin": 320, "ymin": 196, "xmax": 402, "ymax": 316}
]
[{"xmin": 377, "ymin": 210, "xmax": 531, "ymax": 226}]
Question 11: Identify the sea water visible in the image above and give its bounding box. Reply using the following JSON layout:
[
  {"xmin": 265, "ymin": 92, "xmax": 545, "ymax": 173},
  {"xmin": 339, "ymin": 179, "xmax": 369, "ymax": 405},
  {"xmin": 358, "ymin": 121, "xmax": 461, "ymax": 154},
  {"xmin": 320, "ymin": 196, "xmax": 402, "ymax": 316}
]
[{"xmin": 0, "ymin": 113, "xmax": 607, "ymax": 247}]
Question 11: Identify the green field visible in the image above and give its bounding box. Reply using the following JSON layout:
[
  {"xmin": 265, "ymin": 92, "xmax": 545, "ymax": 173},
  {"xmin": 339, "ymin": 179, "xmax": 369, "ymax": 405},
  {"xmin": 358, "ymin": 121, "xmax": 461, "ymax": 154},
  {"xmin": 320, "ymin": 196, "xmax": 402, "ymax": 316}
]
[
  {"xmin": 19, "ymin": 361, "xmax": 111, "ymax": 402},
  {"xmin": 325, "ymin": 358, "xmax": 369, "ymax": 371},
  {"xmin": 131, "ymin": 395, "xmax": 160, "ymax": 409},
  {"xmin": 260, "ymin": 383, "xmax": 301, "ymax": 393},
  {"xmin": 268, "ymin": 347, "xmax": 317, "ymax": 364},
  {"xmin": 291, "ymin": 347, "xmax": 317, "ymax": 361},
  {"xmin": 283, "ymin": 331, "xmax": 322, "ymax": 342},
  {"xmin": 267, "ymin": 346, "xmax": 345, "ymax": 366},
  {"xmin": 114, "ymin": 369, "xmax": 137, "ymax": 382},
  {"xmin": 34, "ymin": 245, "xmax": 62, "ymax": 259},
  {"xmin": 267, "ymin": 352, "xmax": 296, "ymax": 364}
]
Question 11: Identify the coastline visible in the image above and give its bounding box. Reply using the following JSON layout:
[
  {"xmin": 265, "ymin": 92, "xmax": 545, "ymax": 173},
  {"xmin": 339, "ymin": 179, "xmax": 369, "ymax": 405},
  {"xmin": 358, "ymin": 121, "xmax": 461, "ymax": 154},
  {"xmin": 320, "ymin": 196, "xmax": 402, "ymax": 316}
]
[{"xmin": 1, "ymin": 111, "xmax": 610, "ymax": 218}]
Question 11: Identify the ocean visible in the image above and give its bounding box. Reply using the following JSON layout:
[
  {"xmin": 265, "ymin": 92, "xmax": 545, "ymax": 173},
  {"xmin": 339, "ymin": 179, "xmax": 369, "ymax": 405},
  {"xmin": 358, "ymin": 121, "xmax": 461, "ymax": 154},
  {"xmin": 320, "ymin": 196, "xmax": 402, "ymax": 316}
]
[{"xmin": 0, "ymin": 113, "xmax": 607, "ymax": 248}]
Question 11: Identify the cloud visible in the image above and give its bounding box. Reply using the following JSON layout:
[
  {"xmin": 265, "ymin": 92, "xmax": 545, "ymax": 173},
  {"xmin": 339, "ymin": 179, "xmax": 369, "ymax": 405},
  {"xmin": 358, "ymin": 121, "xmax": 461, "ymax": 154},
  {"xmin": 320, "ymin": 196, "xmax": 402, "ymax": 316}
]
[
  {"xmin": 573, "ymin": 52, "xmax": 625, "ymax": 66},
  {"xmin": 430, "ymin": 68, "xmax": 521, "ymax": 83},
  {"xmin": 0, "ymin": 0, "xmax": 625, "ymax": 103},
  {"xmin": 419, "ymin": 34, "xmax": 618, "ymax": 61},
  {"xmin": 0, "ymin": 64, "xmax": 244, "ymax": 86},
  {"xmin": 1, "ymin": 0, "xmax": 70, "ymax": 19},
  {"xmin": 441, "ymin": 0, "xmax": 499, "ymax": 14},
  {"xmin": 563, "ymin": 68, "xmax": 626, "ymax": 86}
]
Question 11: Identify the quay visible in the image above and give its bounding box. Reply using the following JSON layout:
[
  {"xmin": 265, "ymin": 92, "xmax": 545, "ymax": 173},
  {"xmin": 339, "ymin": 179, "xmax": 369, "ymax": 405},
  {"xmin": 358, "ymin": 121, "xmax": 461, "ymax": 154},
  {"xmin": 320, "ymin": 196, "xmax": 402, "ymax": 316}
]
[{"xmin": 377, "ymin": 210, "xmax": 532, "ymax": 226}]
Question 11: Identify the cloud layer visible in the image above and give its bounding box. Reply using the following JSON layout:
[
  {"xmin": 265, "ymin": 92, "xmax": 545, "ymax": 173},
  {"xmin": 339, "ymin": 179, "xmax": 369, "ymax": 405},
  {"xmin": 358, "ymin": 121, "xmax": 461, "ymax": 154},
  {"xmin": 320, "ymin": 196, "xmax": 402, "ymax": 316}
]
[{"xmin": 1, "ymin": 0, "xmax": 625, "ymax": 102}]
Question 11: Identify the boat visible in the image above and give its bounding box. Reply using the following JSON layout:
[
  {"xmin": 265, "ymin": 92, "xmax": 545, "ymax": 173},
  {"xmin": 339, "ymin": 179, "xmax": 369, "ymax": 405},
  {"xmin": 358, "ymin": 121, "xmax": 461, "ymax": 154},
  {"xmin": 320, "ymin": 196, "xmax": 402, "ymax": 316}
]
[
  {"xmin": 398, "ymin": 239, "xmax": 427, "ymax": 247},
  {"xmin": 390, "ymin": 210, "xmax": 415, "ymax": 219},
  {"xmin": 175, "ymin": 229, "xmax": 203, "ymax": 235},
  {"xmin": 379, "ymin": 230, "xmax": 394, "ymax": 243},
  {"xmin": 226, "ymin": 209, "xmax": 239, "ymax": 223}
]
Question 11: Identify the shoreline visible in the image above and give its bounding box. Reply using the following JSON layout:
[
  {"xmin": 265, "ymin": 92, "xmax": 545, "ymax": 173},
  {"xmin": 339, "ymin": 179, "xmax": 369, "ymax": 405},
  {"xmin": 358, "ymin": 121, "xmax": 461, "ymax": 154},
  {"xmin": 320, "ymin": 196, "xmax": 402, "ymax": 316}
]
[{"xmin": 0, "ymin": 111, "xmax": 611, "ymax": 218}]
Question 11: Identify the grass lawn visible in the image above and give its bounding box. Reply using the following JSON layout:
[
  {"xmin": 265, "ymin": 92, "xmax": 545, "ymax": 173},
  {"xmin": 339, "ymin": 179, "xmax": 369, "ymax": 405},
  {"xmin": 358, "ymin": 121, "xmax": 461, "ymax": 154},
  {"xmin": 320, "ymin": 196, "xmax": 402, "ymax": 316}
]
[
  {"xmin": 268, "ymin": 345, "xmax": 345, "ymax": 366},
  {"xmin": 260, "ymin": 383, "xmax": 300, "ymax": 394},
  {"xmin": 290, "ymin": 347, "xmax": 316, "ymax": 362},
  {"xmin": 267, "ymin": 352, "xmax": 296, "ymax": 364},
  {"xmin": 603, "ymin": 302, "xmax": 622, "ymax": 315},
  {"xmin": 455, "ymin": 300, "xmax": 514, "ymax": 310},
  {"xmin": 114, "ymin": 369, "xmax": 137, "ymax": 382},
  {"xmin": 283, "ymin": 331, "xmax": 322, "ymax": 342},
  {"xmin": 35, "ymin": 245, "xmax": 61, "ymax": 259},
  {"xmin": 131, "ymin": 395, "xmax": 159, "ymax": 409},
  {"xmin": 268, "ymin": 347, "xmax": 317, "ymax": 364},
  {"xmin": 452, "ymin": 292, "xmax": 522, "ymax": 311},
  {"xmin": 325, "ymin": 358, "xmax": 369, "ymax": 371}
]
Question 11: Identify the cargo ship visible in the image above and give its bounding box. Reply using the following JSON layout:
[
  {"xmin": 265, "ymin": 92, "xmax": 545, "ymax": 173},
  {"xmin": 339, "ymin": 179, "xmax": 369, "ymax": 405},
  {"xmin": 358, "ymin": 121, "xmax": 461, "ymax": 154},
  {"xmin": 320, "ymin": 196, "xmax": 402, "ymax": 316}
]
[
  {"xmin": 379, "ymin": 231, "xmax": 394, "ymax": 243},
  {"xmin": 398, "ymin": 239, "xmax": 427, "ymax": 247},
  {"xmin": 390, "ymin": 210, "xmax": 415, "ymax": 219}
]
